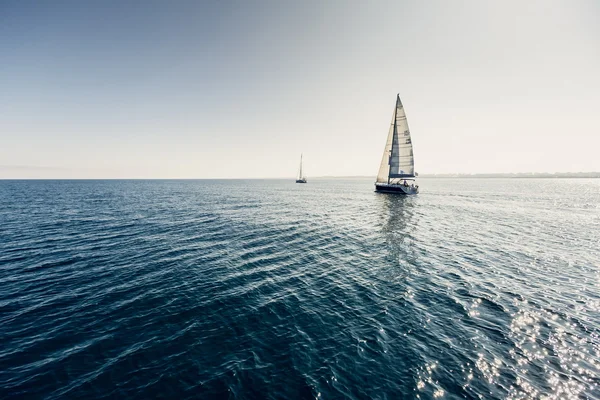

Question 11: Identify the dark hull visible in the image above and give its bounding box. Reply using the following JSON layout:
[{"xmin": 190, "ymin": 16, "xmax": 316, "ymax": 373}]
[
  {"xmin": 296, "ymin": 180, "xmax": 307, "ymax": 183},
  {"xmin": 374, "ymin": 183, "xmax": 418, "ymax": 195}
]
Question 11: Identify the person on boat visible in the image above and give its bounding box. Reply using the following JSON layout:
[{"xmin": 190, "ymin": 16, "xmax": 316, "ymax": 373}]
[{"xmin": 403, "ymin": 180, "xmax": 408, "ymax": 187}]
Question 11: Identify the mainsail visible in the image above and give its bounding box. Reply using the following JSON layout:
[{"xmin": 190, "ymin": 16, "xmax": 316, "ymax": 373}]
[
  {"xmin": 297, "ymin": 154, "xmax": 304, "ymax": 180},
  {"xmin": 376, "ymin": 94, "xmax": 415, "ymax": 183}
]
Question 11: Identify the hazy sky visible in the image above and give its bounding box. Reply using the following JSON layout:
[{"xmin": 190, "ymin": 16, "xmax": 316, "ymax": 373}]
[{"xmin": 1, "ymin": 0, "xmax": 599, "ymax": 178}]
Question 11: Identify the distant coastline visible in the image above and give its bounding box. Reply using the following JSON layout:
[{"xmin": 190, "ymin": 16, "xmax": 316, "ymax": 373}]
[
  {"xmin": 316, "ymin": 172, "xmax": 600, "ymax": 179},
  {"xmin": 418, "ymin": 172, "xmax": 600, "ymax": 178}
]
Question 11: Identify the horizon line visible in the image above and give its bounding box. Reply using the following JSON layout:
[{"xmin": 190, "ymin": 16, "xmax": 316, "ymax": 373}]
[{"xmin": 1, "ymin": 172, "xmax": 600, "ymax": 180}]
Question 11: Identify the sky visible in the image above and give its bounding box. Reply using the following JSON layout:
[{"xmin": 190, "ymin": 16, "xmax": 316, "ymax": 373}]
[{"xmin": 1, "ymin": 0, "xmax": 599, "ymax": 178}]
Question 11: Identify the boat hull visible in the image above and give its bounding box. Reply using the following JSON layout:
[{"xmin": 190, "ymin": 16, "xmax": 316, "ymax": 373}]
[
  {"xmin": 375, "ymin": 183, "xmax": 418, "ymax": 195},
  {"xmin": 296, "ymin": 179, "xmax": 307, "ymax": 183}
]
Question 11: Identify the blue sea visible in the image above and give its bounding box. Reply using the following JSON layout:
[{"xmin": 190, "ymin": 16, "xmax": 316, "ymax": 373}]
[{"xmin": 1, "ymin": 178, "xmax": 599, "ymax": 399}]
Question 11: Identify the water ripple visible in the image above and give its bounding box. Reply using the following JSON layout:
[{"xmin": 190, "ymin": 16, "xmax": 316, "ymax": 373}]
[{"xmin": 0, "ymin": 178, "xmax": 599, "ymax": 399}]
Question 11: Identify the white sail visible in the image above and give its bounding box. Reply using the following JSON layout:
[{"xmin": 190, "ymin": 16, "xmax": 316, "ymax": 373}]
[
  {"xmin": 376, "ymin": 94, "xmax": 415, "ymax": 183},
  {"xmin": 297, "ymin": 154, "xmax": 304, "ymax": 180},
  {"xmin": 376, "ymin": 111, "xmax": 395, "ymax": 183}
]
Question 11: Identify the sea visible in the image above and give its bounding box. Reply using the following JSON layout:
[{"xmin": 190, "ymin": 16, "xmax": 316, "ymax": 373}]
[{"xmin": 1, "ymin": 178, "xmax": 599, "ymax": 399}]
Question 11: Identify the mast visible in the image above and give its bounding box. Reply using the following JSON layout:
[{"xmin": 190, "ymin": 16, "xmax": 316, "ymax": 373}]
[
  {"xmin": 388, "ymin": 95, "xmax": 399, "ymax": 184},
  {"xmin": 299, "ymin": 154, "xmax": 303, "ymax": 179}
]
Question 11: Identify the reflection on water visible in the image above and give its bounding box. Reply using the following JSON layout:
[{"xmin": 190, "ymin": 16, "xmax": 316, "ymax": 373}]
[
  {"xmin": 377, "ymin": 193, "xmax": 417, "ymax": 232},
  {"xmin": 379, "ymin": 193, "xmax": 418, "ymax": 255},
  {"xmin": 506, "ymin": 298, "xmax": 599, "ymax": 399},
  {"xmin": 375, "ymin": 193, "xmax": 419, "ymax": 285}
]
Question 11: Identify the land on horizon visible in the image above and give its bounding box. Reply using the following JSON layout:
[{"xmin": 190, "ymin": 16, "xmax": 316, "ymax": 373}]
[
  {"xmin": 315, "ymin": 172, "xmax": 600, "ymax": 179},
  {"xmin": 1, "ymin": 172, "xmax": 599, "ymax": 180}
]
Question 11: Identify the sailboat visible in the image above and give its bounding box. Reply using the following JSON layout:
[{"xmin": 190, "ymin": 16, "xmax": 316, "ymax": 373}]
[
  {"xmin": 375, "ymin": 94, "xmax": 419, "ymax": 194},
  {"xmin": 296, "ymin": 154, "xmax": 307, "ymax": 183}
]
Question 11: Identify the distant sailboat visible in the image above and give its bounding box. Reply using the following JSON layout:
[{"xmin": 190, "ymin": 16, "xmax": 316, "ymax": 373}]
[
  {"xmin": 296, "ymin": 154, "xmax": 307, "ymax": 183},
  {"xmin": 375, "ymin": 94, "xmax": 419, "ymax": 194}
]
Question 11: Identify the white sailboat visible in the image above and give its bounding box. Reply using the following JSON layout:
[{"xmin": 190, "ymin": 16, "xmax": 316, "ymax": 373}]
[
  {"xmin": 296, "ymin": 154, "xmax": 307, "ymax": 183},
  {"xmin": 375, "ymin": 94, "xmax": 419, "ymax": 194}
]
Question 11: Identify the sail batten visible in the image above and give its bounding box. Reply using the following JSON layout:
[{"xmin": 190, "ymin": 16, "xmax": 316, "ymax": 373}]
[{"xmin": 376, "ymin": 94, "xmax": 415, "ymax": 183}]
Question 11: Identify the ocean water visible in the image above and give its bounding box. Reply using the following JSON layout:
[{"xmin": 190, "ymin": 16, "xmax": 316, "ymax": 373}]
[{"xmin": 1, "ymin": 178, "xmax": 599, "ymax": 399}]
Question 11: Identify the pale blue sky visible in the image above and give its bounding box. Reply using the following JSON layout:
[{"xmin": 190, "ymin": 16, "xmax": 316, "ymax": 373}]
[{"xmin": 1, "ymin": 0, "xmax": 599, "ymax": 178}]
